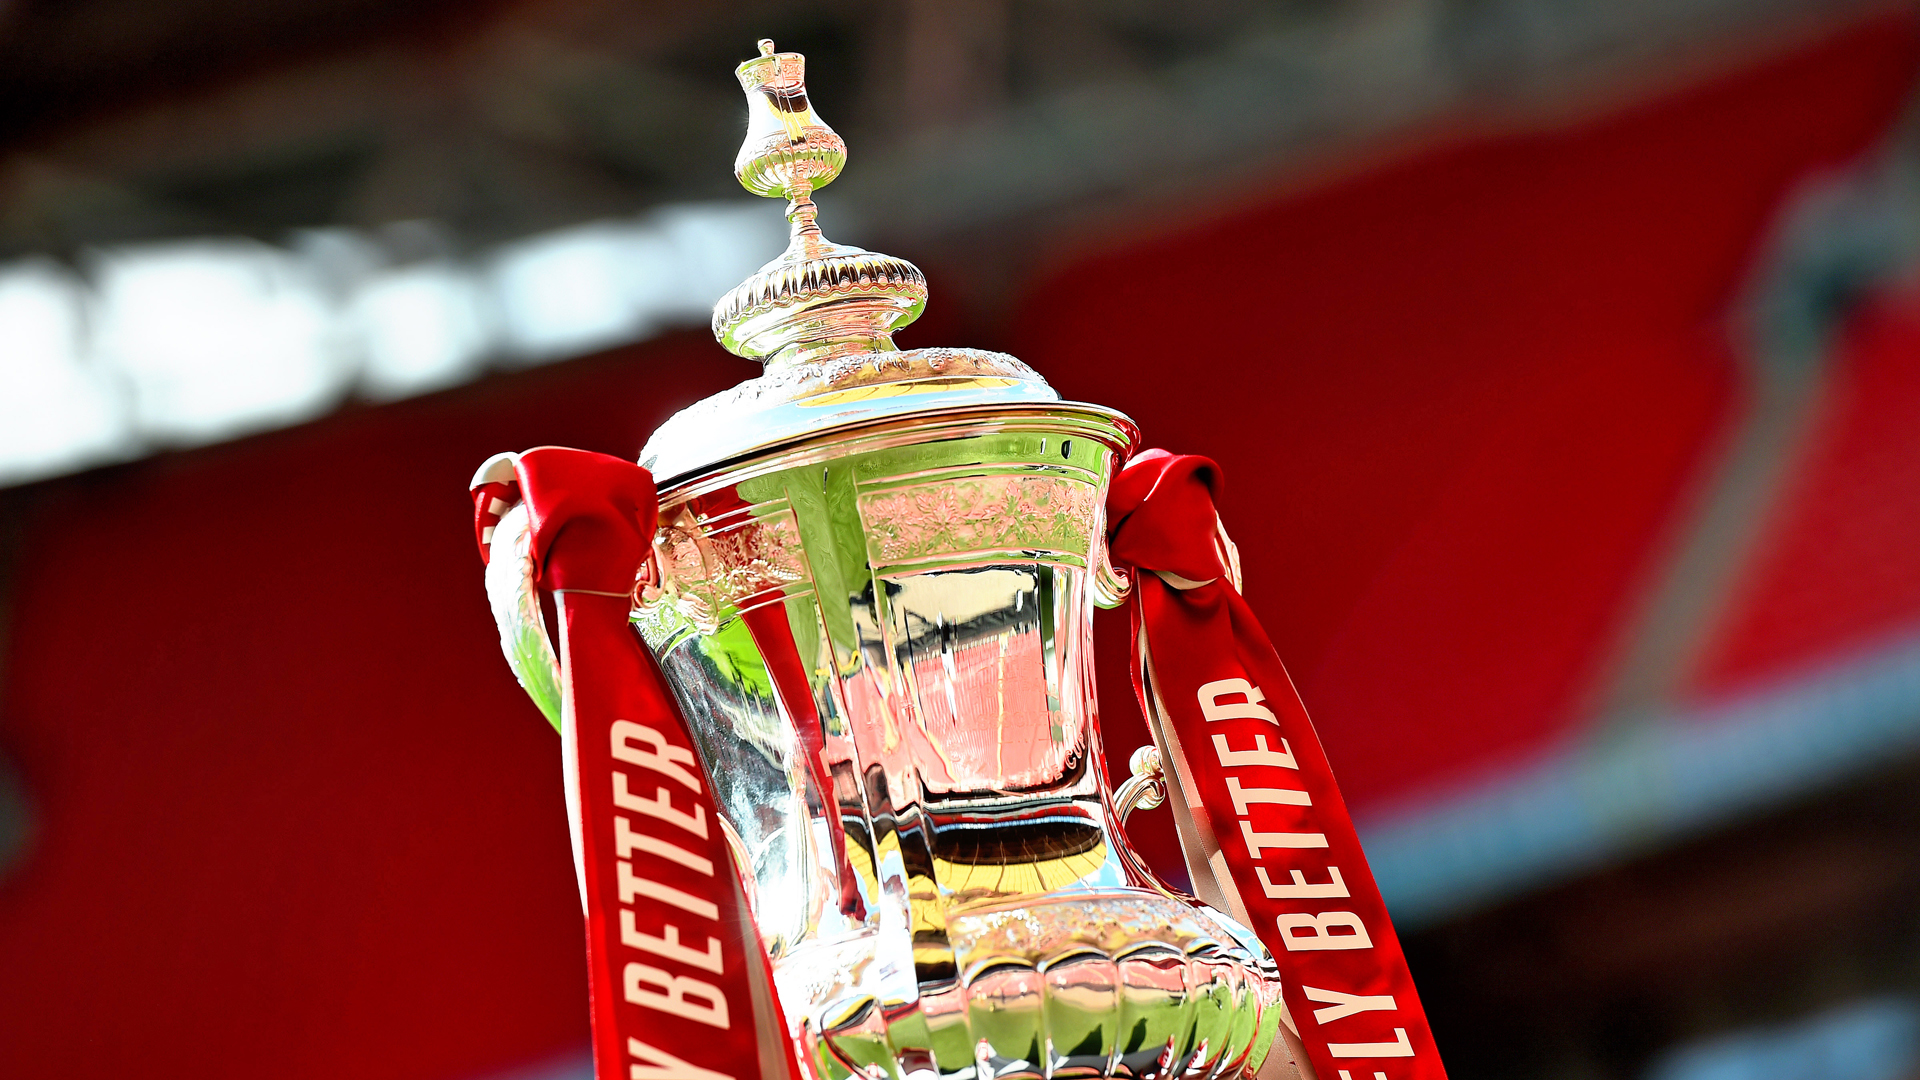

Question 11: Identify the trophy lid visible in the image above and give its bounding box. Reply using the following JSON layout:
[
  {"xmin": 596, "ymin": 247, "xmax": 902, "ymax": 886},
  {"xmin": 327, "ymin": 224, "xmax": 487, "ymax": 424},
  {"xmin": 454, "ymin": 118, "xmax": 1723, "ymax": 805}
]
[{"xmin": 639, "ymin": 40, "xmax": 1125, "ymax": 486}]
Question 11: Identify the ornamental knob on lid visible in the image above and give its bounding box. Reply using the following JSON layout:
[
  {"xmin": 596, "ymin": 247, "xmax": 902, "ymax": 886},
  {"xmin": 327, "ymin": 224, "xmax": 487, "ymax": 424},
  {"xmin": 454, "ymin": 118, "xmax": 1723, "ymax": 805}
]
[
  {"xmin": 639, "ymin": 40, "xmax": 1127, "ymax": 485},
  {"xmin": 713, "ymin": 40, "xmax": 928, "ymax": 366}
]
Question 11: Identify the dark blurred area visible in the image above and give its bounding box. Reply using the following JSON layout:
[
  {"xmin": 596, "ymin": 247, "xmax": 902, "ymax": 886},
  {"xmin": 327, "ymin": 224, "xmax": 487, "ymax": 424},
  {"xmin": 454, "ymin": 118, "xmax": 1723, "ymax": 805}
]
[{"xmin": 6, "ymin": 2, "xmax": 1920, "ymax": 1079}]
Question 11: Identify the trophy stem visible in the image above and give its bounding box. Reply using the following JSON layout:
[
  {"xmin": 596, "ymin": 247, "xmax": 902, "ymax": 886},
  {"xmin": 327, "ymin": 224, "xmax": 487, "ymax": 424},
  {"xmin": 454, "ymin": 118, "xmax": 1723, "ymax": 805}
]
[{"xmin": 784, "ymin": 184, "xmax": 829, "ymax": 252}]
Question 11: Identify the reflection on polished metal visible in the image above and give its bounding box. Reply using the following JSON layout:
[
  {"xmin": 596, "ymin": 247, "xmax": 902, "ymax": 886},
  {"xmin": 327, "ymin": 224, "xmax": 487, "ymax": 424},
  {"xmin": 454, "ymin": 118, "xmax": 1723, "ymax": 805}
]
[
  {"xmin": 1115, "ymin": 746, "xmax": 1168, "ymax": 825},
  {"xmin": 490, "ymin": 39, "xmax": 1287, "ymax": 1080}
]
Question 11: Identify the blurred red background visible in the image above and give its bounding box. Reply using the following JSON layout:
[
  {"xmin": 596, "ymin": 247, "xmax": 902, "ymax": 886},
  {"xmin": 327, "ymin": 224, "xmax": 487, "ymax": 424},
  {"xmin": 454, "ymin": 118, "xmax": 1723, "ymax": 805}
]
[{"xmin": 6, "ymin": 6, "xmax": 1920, "ymax": 1080}]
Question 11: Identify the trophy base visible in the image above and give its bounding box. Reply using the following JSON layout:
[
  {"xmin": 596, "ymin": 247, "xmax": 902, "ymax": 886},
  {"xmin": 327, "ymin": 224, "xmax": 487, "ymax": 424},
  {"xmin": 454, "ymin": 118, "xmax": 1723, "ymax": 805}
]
[{"xmin": 804, "ymin": 888, "xmax": 1283, "ymax": 1080}]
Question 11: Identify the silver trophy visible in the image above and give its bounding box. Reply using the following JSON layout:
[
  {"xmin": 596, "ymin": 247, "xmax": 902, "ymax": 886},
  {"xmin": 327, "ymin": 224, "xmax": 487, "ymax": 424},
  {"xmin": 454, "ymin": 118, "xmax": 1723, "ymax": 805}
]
[{"xmin": 483, "ymin": 40, "xmax": 1290, "ymax": 1080}]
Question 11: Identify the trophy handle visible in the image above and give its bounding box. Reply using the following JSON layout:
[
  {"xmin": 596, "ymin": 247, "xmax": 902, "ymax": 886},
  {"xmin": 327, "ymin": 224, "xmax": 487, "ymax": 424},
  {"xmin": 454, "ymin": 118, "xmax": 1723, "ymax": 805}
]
[
  {"xmin": 1091, "ymin": 534, "xmax": 1133, "ymax": 608},
  {"xmin": 473, "ymin": 453, "xmax": 566, "ymax": 731}
]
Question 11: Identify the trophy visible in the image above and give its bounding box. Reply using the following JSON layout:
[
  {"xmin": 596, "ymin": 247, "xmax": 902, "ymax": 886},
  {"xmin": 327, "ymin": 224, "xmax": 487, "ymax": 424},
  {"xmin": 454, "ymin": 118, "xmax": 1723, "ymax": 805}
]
[{"xmin": 469, "ymin": 40, "xmax": 1443, "ymax": 1080}]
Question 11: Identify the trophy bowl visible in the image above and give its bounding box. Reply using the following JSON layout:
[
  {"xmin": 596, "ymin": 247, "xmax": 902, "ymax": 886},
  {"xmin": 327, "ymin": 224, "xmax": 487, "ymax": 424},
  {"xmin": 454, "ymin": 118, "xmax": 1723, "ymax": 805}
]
[{"xmin": 631, "ymin": 398, "xmax": 1284, "ymax": 1080}]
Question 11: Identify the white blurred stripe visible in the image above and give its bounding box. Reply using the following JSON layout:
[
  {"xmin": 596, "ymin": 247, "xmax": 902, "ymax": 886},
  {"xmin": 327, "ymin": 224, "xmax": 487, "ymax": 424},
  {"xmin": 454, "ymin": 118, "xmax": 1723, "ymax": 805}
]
[
  {"xmin": 0, "ymin": 201, "xmax": 784, "ymax": 488},
  {"xmin": 490, "ymin": 202, "xmax": 774, "ymax": 362},
  {"xmin": 354, "ymin": 261, "xmax": 494, "ymax": 400},
  {"xmin": 89, "ymin": 240, "xmax": 349, "ymax": 444},
  {"xmin": 0, "ymin": 259, "xmax": 130, "ymax": 486},
  {"xmin": 492, "ymin": 223, "xmax": 678, "ymax": 361}
]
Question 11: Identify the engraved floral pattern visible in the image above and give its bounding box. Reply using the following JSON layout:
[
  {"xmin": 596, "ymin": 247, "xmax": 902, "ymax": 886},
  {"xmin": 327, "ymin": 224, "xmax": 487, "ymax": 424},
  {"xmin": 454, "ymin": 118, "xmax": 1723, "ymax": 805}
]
[
  {"xmin": 639, "ymin": 507, "xmax": 810, "ymax": 631},
  {"xmin": 859, "ymin": 474, "xmax": 1097, "ymax": 565}
]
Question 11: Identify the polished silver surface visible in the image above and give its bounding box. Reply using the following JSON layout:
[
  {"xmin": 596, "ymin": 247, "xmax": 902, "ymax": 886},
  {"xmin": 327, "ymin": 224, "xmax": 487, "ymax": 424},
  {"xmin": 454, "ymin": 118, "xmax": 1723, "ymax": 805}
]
[
  {"xmin": 630, "ymin": 405, "xmax": 1283, "ymax": 1080},
  {"xmin": 481, "ymin": 38, "xmax": 1290, "ymax": 1080},
  {"xmin": 638, "ymin": 348, "xmax": 1067, "ymax": 487},
  {"xmin": 713, "ymin": 40, "xmax": 924, "ymax": 371},
  {"xmin": 640, "ymin": 41, "xmax": 1068, "ymax": 488}
]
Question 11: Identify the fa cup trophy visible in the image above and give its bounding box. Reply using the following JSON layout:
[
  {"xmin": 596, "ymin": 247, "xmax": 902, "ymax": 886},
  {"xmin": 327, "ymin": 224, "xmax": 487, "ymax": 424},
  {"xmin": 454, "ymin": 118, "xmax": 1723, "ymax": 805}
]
[{"xmin": 468, "ymin": 40, "xmax": 1444, "ymax": 1080}]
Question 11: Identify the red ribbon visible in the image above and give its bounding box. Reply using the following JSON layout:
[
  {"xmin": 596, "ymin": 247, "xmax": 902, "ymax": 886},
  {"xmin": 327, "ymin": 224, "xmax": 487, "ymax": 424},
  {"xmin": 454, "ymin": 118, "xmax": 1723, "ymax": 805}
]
[
  {"xmin": 1109, "ymin": 449, "xmax": 1448, "ymax": 1080},
  {"xmin": 477, "ymin": 448, "xmax": 802, "ymax": 1080}
]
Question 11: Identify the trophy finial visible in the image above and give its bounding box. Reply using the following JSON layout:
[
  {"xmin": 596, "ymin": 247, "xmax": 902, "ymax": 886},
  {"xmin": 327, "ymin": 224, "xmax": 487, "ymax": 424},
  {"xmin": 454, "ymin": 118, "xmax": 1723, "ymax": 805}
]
[
  {"xmin": 731, "ymin": 40, "xmax": 846, "ymax": 206},
  {"xmin": 714, "ymin": 41, "xmax": 926, "ymax": 368}
]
